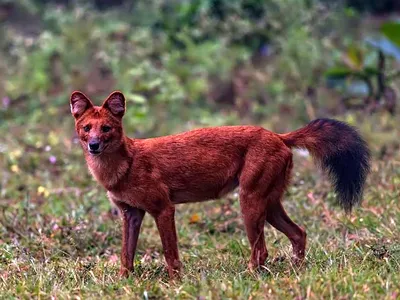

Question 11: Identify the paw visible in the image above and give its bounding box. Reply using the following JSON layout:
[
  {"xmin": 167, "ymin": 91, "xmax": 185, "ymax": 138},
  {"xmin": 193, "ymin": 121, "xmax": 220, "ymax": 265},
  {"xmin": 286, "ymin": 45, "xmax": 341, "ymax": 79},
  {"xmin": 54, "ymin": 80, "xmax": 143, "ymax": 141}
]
[
  {"xmin": 119, "ymin": 267, "xmax": 132, "ymax": 278},
  {"xmin": 167, "ymin": 269, "xmax": 182, "ymax": 281},
  {"xmin": 167, "ymin": 260, "xmax": 183, "ymax": 280},
  {"xmin": 248, "ymin": 261, "xmax": 258, "ymax": 271},
  {"xmin": 248, "ymin": 252, "xmax": 268, "ymax": 271},
  {"xmin": 291, "ymin": 255, "xmax": 305, "ymax": 267},
  {"xmin": 248, "ymin": 261, "xmax": 265, "ymax": 272}
]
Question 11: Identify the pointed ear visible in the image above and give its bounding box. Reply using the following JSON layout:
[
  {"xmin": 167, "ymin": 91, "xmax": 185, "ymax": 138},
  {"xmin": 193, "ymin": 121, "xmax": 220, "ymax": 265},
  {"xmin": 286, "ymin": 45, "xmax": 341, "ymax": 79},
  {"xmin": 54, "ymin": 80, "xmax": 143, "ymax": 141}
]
[
  {"xmin": 70, "ymin": 91, "xmax": 94, "ymax": 119},
  {"xmin": 102, "ymin": 91, "xmax": 125, "ymax": 118}
]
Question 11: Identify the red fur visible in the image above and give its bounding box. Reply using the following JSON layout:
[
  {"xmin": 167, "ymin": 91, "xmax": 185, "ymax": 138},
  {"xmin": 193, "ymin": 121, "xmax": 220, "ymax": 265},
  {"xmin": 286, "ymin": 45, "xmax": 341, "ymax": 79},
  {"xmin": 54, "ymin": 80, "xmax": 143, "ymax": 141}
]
[{"xmin": 70, "ymin": 91, "xmax": 368, "ymax": 279}]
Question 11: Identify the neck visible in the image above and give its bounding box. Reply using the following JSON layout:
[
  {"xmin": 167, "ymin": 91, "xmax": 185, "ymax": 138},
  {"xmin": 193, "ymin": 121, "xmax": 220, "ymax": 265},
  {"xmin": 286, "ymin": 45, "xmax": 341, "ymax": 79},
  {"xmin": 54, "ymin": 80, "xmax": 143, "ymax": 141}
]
[{"xmin": 85, "ymin": 138, "xmax": 133, "ymax": 190}]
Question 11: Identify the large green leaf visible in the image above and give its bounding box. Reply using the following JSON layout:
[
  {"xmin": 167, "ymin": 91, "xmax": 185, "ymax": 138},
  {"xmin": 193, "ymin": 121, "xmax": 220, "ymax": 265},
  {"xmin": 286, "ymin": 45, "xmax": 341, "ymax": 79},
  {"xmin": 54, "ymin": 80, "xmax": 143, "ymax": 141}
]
[
  {"xmin": 324, "ymin": 66, "xmax": 354, "ymax": 90},
  {"xmin": 380, "ymin": 21, "xmax": 400, "ymax": 48},
  {"xmin": 325, "ymin": 65, "xmax": 376, "ymax": 95},
  {"xmin": 324, "ymin": 66, "xmax": 355, "ymax": 79}
]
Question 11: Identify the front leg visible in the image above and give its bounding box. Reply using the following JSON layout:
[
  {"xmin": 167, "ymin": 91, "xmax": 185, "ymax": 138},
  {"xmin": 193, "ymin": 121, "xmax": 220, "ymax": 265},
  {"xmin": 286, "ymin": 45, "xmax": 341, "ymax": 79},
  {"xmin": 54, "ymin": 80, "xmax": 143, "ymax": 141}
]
[
  {"xmin": 154, "ymin": 206, "xmax": 182, "ymax": 279},
  {"xmin": 117, "ymin": 203, "xmax": 145, "ymax": 277}
]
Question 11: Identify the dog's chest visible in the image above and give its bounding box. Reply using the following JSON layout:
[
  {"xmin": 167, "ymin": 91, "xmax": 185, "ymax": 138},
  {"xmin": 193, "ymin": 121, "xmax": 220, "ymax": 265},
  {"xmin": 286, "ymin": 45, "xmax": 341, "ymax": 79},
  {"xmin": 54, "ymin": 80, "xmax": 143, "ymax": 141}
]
[
  {"xmin": 87, "ymin": 159, "xmax": 128, "ymax": 190},
  {"xmin": 107, "ymin": 189, "xmax": 140, "ymax": 207},
  {"xmin": 107, "ymin": 190, "xmax": 122, "ymax": 204}
]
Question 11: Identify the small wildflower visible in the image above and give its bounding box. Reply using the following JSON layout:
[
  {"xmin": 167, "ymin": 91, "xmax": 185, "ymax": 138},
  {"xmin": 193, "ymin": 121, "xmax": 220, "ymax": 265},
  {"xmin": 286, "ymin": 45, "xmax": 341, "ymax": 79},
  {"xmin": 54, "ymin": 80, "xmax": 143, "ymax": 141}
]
[
  {"xmin": 189, "ymin": 213, "xmax": 201, "ymax": 224},
  {"xmin": 37, "ymin": 186, "xmax": 50, "ymax": 198},
  {"xmin": 9, "ymin": 149, "xmax": 22, "ymax": 160},
  {"xmin": 49, "ymin": 155, "xmax": 57, "ymax": 164},
  {"xmin": 2, "ymin": 97, "xmax": 10, "ymax": 109},
  {"xmin": 259, "ymin": 44, "xmax": 271, "ymax": 57},
  {"xmin": 10, "ymin": 164, "xmax": 19, "ymax": 173}
]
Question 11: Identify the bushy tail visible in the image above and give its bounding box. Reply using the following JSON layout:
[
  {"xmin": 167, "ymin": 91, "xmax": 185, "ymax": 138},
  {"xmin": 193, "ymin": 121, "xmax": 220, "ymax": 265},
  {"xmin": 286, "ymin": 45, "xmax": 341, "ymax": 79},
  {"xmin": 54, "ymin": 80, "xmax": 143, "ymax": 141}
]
[{"xmin": 279, "ymin": 118, "xmax": 371, "ymax": 213}]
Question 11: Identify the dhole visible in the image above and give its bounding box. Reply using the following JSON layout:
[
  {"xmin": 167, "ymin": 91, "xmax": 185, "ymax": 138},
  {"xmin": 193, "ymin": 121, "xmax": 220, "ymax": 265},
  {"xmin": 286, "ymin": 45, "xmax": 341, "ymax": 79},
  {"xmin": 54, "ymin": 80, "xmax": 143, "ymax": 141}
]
[{"xmin": 70, "ymin": 91, "xmax": 371, "ymax": 279}]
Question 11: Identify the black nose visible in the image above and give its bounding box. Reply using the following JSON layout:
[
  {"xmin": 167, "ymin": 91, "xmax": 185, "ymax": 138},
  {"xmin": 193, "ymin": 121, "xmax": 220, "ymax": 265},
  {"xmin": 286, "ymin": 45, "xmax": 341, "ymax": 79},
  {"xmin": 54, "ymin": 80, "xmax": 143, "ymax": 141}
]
[{"xmin": 89, "ymin": 141, "xmax": 100, "ymax": 151}]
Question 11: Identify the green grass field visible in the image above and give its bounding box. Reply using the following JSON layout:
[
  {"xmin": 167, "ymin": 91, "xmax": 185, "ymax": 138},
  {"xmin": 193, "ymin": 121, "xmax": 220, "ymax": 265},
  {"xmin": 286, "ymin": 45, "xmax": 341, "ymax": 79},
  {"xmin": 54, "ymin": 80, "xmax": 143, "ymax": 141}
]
[
  {"xmin": 1, "ymin": 113, "xmax": 399, "ymax": 299},
  {"xmin": 1, "ymin": 1, "xmax": 400, "ymax": 298}
]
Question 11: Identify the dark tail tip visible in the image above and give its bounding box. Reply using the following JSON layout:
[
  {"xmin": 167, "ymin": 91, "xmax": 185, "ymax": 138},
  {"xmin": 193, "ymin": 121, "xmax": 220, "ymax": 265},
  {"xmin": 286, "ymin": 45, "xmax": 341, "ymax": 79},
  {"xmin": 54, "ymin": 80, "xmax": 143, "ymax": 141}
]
[{"xmin": 319, "ymin": 119, "xmax": 371, "ymax": 213}]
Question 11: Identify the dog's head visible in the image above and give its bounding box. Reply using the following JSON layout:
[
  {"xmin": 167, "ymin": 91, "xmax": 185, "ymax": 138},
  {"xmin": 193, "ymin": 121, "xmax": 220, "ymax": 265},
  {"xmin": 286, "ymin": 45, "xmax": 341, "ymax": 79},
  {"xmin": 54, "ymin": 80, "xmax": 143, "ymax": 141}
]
[{"xmin": 70, "ymin": 91, "xmax": 126, "ymax": 157}]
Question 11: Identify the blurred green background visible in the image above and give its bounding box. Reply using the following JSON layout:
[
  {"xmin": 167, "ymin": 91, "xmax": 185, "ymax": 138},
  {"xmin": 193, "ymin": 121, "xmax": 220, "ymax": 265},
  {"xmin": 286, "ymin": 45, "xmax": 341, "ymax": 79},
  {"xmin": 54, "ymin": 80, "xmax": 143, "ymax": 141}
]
[
  {"xmin": 1, "ymin": 0, "xmax": 399, "ymax": 135},
  {"xmin": 0, "ymin": 0, "xmax": 400, "ymax": 299}
]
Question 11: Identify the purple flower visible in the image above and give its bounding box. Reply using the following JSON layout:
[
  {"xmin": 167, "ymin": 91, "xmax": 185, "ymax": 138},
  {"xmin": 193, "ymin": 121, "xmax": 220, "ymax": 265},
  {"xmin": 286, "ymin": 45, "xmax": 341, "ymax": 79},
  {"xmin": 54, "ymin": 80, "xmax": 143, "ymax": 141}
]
[
  {"xmin": 49, "ymin": 156, "xmax": 57, "ymax": 164},
  {"xmin": 2, "ymin": 97, "xmax": 10, "ymax": 109},
  {"xmin": 259, "ymin": 44, "xmax": 271, "ymax": 57}
]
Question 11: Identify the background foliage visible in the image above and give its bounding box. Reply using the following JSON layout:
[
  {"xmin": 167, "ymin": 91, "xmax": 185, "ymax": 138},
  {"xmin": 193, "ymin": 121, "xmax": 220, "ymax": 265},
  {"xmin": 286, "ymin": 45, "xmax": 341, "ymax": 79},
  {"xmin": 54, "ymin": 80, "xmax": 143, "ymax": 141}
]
[{"xmin": 0, "ymin": 0, "xmax": 399, "ymax": 299}]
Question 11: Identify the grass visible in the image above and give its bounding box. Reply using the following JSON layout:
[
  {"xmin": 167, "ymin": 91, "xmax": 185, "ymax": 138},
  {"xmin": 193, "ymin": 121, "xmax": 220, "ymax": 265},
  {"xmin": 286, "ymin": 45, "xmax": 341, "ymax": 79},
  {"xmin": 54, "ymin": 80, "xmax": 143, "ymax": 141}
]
[
  {"xmin": 1, "ymin": 1, "xmax": 399, "ymax": 298},
  {"xmin": 0, "ymin": 111, "xmax": 399, "ymax": 299}
]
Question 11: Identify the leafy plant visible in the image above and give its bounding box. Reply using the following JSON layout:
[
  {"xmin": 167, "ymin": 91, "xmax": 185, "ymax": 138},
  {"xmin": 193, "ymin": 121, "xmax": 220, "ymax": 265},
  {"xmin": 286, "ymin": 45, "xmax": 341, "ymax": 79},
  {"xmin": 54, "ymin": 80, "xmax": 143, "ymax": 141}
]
[{"xmin": 325, "ymin": 20, "xmax": 400, "ymax": 114}]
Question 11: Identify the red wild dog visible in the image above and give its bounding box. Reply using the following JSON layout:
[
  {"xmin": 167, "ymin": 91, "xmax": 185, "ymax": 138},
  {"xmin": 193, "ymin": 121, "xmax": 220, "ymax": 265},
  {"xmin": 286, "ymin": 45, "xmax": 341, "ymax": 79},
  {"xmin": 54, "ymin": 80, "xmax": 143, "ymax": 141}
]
[{"xmin": 70, "ymin": 91, "xmax": 371, "ymax": 279}]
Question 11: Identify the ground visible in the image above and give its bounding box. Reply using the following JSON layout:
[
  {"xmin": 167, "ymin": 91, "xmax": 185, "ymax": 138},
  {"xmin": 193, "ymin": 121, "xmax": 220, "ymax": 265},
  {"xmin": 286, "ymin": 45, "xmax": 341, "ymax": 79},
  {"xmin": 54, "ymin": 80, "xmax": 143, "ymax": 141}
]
[{"xmin": 0, "ymin": 112, "xmax": 399, "ymax": 299}]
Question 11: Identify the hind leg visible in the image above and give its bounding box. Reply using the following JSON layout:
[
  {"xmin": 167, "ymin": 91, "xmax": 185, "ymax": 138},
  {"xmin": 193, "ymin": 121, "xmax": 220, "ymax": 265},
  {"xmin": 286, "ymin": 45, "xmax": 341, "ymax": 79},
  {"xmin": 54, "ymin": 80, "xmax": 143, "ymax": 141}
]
[
  {"xmin": 267, "ymin": 155, "xmax": 307, "ymax": 264},
  {"xmin": 265, "ymin": 156, "xmax": 306, "ymax": 264},
  {"xmin": 239, "ymin": 142, "xmax": 294, "ymax": 269},
  {"xmin": 240, "ymin": 190, "xmax": 269, "ymax": 270},
  {"xmin": 266, "ymin": 198, "xmax": 307, "ymax": 264}
]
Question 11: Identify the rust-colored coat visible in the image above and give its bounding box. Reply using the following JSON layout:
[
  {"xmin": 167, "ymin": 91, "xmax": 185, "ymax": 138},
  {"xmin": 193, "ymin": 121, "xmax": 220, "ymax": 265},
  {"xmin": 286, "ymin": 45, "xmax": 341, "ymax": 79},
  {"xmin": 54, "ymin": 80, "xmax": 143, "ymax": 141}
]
[{"xmin": 70, "ymin": 91, "xmax": 370, "ymax": 278}]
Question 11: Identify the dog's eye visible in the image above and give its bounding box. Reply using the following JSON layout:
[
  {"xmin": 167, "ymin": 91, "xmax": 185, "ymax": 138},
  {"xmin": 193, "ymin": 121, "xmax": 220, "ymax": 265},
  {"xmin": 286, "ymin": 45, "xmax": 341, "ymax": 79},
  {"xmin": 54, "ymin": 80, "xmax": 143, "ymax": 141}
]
[
  {"xmin": 83, "ymin": 125, "xmax": 91, "ymax": 132},
  {"xmin": 102, "ymin": 125, "xmax": 112, "ymax": 133}
]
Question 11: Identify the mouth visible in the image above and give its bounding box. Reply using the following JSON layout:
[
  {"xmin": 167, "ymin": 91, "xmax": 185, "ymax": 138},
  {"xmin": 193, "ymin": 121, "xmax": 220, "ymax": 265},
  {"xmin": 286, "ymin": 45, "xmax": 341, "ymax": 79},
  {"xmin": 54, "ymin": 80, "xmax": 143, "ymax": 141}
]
[
  {"xmin": 88, "ymin": 144, "xmax": 108, "ymax": 156},
  {"xmin": 89, "ymin": 150, "xmax": 102, "ymax": 156}
]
